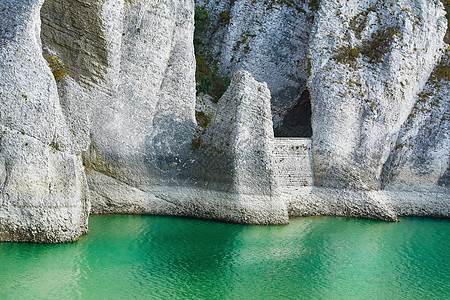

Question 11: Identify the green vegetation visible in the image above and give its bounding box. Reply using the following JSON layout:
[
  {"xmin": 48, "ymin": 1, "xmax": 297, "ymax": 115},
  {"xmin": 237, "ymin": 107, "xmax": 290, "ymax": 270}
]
[
  {"xmin": 332, "ymin": 26, "xmax": 400, "ymax": 66},
  {"xmin": 308, "ymin": 0, "xmax": 320, "ymax": 11},
  {"xmin": 44, "ymin": 54, "xmax": 69, "ymax": 83},
  {"xmin": 194, "ymin": 6, "xmax": 231, "ymax": 102},
  {"xmin": 428, "ymin": 50, "xmax": 450, "ymax": 84},
  {"xmin": 195, "ymin": 111, "xmax": 212, "ymax": 129},
  {"xmin": 194, "ymin": 6, "xmax": 209, "ymax": 32},
  {"xmin": 430, "ymin": 59, "xmax": 450, "ymax": 82},
  {"xmin": 332, "ymin": 46, "xmax": 360, "ymax": 67},
  {"xmin": 359, "ymin": 27, "xmax": 400, "ymax": 63},
  {"xmin": 349, "ymin": 7, "xmax": 376, "ymax": 39},
  {"xmin": 195, "ymin": 55, "xmax": 231, "ymax": 101},
  {"xmin": 219, "ymin": 10, "xmax": 231, "ymax": 25},
  {"xmin": 194, "ymin": 6, "xmax": 209, "ymax": 53}
]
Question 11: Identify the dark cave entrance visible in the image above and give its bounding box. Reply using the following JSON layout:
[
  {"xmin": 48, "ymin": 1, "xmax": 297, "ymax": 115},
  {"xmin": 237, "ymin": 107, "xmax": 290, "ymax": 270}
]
[{"xmin": 274, "ymin": 89, "xmax": 313, "ymax": 138}]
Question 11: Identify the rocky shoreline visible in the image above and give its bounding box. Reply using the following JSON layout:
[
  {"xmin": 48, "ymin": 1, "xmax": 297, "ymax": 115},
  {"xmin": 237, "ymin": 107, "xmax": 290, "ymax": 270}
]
[{"xmin": 0, "ymin": 0, "xmax": 448, "ymax": 243}]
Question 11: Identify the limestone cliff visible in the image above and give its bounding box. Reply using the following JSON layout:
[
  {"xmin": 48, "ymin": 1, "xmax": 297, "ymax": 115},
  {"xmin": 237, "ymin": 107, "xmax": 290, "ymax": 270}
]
[
  {"xmin": 194, "ymin": 71, "xmax": 288, "ymax": 224},
  {"xmin": 41, "ymin": 0, "xmax": 199, "ymax": 214},
  {"xmin": 194, "ymin": 0, "xmax": 314, "ymax": 133},
  {"xmin": 38, "ymin": 0, "xmax": 286, "ymax": 226},
  {"xmin": 308, "ymin": 0, "xmax": 447, "ymax": 191},
  {"xmin": 0, "ymin": 0, "xmax": 449, "ymax": 243},
  {"xmin": 195, "ymin": 0, "xmax": 449, "ymax": 219},
  {"xmin": 0, "ymin": 0, "xmax": 89, "ymax": 242}
]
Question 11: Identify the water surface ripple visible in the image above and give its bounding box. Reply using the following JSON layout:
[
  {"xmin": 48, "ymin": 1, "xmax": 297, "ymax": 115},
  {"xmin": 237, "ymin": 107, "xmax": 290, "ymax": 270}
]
[{"xmin": 1, "ymin": 216, "xmax": 449, "ymax": 299}]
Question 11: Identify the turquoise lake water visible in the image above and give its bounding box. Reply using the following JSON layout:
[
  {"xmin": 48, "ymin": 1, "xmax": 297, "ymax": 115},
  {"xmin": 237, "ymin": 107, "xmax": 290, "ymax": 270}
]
[{"xmin": 0, "ymin": 215, "xmax": 449, "ymax": 299}]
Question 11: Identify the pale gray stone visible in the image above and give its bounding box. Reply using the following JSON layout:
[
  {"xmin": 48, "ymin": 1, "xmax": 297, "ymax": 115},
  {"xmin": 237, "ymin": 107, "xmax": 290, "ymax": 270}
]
[
  {"xmin": 195, "ymin": 70, "xmax": 288, "ymax": 224},
  {"xmin": 382, "ymin": 51, "xmax": 449, "ymax": 191},
  {"xmin": 308, "ymin": 0, "xmax": 448, "ymax": 191},
  {"xmin": 194, "ymin": 0, "xmax": 314, "ymax": 131},
  {"xmin": 1, "ymin": 0, "xmax": 449, "ymax": 243},
  {"xmin": 0, "ymin": 0, "xmax": 89, "ymax": 243}
]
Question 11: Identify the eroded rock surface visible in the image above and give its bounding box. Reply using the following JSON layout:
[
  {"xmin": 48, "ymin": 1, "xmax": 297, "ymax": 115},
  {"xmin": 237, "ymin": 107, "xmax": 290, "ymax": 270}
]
[
  {"xmin": 381, "ymin": 50, "xmax": 449, "ymax": 217},
  {"xmin": 0, "ymin": 0, "xmax": 89, "ymax": 243},
  {"xmin": 41, "ymin": 0, "xmax": 198, "ymax": 213},
  {"xmin": 195, "ymin": 0, "xmax": 314, "ymax": 132},
  {"xmin": 0, "ymin": 0, "xmax": 449, "ymax": 243},
  {"xmin": 309, "ymin": 0, "xmax": 448, "ymax": 190},
  {"xmin": 194, "ymin": 71, "xmax": 288, "ymax": 224}
]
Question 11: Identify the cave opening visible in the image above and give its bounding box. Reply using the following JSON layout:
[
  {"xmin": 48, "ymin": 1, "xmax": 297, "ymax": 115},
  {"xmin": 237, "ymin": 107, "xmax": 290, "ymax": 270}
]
[
  {"xmin": 193, "ymin": 4, "xmax": 314, "ymax": 138},
  {"xmin": 274, "ymin": 89, "xmax": 313, "ymax": 138}
]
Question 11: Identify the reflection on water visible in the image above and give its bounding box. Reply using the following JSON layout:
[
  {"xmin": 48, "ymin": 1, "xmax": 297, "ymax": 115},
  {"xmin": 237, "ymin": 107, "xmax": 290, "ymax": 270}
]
[{"xmin": 0, "ymin": 216, "xmax": 449, "ymax": 299}]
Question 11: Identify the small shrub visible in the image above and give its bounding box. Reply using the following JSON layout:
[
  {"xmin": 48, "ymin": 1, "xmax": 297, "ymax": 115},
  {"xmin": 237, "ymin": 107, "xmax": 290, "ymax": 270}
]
[
  {"xmin": 210, "ymin": 76, "xmax": 231, "ymax": 103},
  {"xmin": 44, "ymin": 54, "xmax": 69, "ymax": 83},
  {"xmin": 308, "ymin": 0, "xmax": 320, "ymax": 11},
  {"xmin": 193, "ymin": 6, "xmax": 231, "ymax": 102},
  {"xmin": 195, "ymin": 55, "xmax": 231, "ymax": 102},
  {"xmin": 331, "ymin": 46, "xmax": 360, "ymax": 67},
  {"xmin": 197, "ymin": 75, "xmax": 213, "ymax": 95},
  {"xmin": 429, "ymin": 51, "xmax": 450, "ymax": 83},
  {"xmin": 349, "ymin": 7, "xmax": 376, "ymax": 39},
  {"xmin": 219, "ymin": 10, "xmax": 231, "ymax": 25},
  {"xmin": 194, "ymin": 6, "xmax": 209, "ymax": 31},
  {"xmin": 331, "ymin": 26, "xmax": 400, "ymax": 66},
  {"xmin": 195, "ymin": 111, "xmax": 212, "ymax": 129},
  {"xmin": 359, "ymin": 27, "xmax": 400, "ymax": 63}
]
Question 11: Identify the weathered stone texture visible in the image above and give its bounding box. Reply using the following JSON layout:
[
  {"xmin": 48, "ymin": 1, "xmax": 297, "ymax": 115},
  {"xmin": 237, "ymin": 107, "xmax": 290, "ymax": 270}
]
[
  {"xmin": 195, "ymin": 0, "xmax": 314, "ymax": 131},
  {"xmin": 382, "ymin": 49, "xmax": 449, "ymax": 202},
  {"xmin": 41, "ymin": 0, "xmax": 198, "ymax": 212},
  {"xmin": 273, "ymin": 138, "xmax": 314, "ymax": 190},
  {"xmin": 1, "ymin": 0, "xmax": 449, "ymax": 243},
  {"xmin": 308, "ymin": 0, "xmax": 448, "ymax": 191},
  {"xmin": 196, "ymin": 71, "xmax": 288, "ymax": 224},
  {"xmin": 0, "ymin": 0, "xmax": 89, "ymax": 242}
]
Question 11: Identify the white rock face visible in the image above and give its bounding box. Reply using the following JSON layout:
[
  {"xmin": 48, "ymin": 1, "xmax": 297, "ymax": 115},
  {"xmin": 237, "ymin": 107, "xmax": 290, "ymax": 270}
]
[
  {"xmin": 383, "ymin": 51, "xmax": 449, "ymax": 190},
  {"xmin": 308, "ymin": 0, "xmax": 448, "ymax": 190},
  {"xmin": 0, "ymin": 0, "xmax": 89, "ymax": 242},
  {"xmin": 88, "ymin": 70, "xmax": 289, "ymax": 225},
  {"xmin": 41, "ymin": 0, "xmax": 198, "ymax": 212},
  {"xmin": 195, "ymin": 0, "xmax": 314, "ymax": 131},
  {"xmin": 1, "ymin": 0, "xmax": 449, "ymax": 243},
  {"xmin": 196, "ymin": 71, "xmax": 288, "ymax": 224}
]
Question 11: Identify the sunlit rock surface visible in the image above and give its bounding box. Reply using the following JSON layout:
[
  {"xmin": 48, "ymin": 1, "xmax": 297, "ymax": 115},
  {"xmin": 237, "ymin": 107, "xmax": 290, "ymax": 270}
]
[
  {"xmin": 0, "ymin": 0, "xmax": 89, "ymax": 243},
  {"xmin": 0, "ymin": 0, "xmax": 448, "ymax": 242},
  {"xmin": 195, "ymin": 71, "xmax": 288, "ymax": 224},
  {"xmin": 308, "ymin": 0, "xmax": 447, "ymax": 191},
  {"xmin": 194, "ymin": 0, "xmax": 314, "ymax": 132}
]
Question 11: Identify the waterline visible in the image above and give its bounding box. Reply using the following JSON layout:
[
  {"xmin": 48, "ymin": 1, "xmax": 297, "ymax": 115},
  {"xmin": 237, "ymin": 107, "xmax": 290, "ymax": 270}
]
[{"xmin": 1, "ymin": 216, "xmax": 449, "ymax": 299}]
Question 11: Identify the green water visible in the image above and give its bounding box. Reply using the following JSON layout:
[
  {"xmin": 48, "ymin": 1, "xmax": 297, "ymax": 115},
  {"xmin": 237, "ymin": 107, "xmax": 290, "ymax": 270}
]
[{"xmin": 0, "ymin": 216, "xmax": 449, "ymax": 299}]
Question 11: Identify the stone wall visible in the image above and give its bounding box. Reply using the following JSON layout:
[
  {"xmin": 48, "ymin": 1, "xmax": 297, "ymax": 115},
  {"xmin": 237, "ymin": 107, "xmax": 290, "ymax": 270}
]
[{"xmin": 273, "ymin": 138, "xmax": 314, "ymax": 191}]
